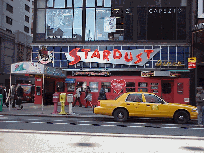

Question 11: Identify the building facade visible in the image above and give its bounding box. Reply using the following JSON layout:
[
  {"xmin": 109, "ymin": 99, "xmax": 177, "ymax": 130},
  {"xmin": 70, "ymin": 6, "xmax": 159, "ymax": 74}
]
[
  {"xmin": 31, "ymin": 0, "xmax": 196, "ymax": 106},
  {"xmin": 0, "ymin": 0, "xmax": 34, "ymax": 89}
]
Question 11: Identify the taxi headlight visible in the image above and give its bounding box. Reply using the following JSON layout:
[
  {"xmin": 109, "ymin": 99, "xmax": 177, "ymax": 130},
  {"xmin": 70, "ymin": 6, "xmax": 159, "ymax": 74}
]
[{"xmin": 192, "ymin": 108, "xmax": 197, "ymax": 112}]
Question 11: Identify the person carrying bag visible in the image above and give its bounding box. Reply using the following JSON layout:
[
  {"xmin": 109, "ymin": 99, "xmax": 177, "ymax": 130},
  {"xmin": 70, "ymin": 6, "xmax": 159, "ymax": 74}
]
[{"xmin": 16, "ymin": 85, "xmax": 24, "ymax": 110}]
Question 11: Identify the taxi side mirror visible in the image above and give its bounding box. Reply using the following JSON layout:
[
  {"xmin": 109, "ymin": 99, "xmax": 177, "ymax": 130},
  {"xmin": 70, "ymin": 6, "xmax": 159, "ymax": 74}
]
[{"xmin": 161, "ymin": 100, "xmax": 165, "ymax": 104}]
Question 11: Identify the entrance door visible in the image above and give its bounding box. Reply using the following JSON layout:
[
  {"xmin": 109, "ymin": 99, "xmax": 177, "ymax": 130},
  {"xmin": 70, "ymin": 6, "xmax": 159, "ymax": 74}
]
[
  {"xmin": 44, "ymin": 78, "xmax": 55, "ymax": 105},
  {"xmin": 161, "ymin": 80, "xmax": 174, "ymax": 103}
]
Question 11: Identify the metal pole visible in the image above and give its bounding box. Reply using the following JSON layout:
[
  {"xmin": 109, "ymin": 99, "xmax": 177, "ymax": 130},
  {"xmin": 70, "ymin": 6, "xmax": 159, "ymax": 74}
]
[
  {"xmin": 9, "ymin": 71, "xmax": 11, "ymax": 111},
  {"xmin": 42, "ymin": 74, "xmax": 44, "ymax": 114}
]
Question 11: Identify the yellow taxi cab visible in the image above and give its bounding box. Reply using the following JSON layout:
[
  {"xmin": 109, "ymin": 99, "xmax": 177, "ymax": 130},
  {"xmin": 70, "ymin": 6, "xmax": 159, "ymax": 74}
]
[{"xmin": 94, "ymin": 92, "xmax": 198, "ymax": 124}]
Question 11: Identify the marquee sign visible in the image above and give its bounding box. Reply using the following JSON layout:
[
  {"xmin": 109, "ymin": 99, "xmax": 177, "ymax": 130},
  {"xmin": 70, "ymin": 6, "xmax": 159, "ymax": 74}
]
[{"xmin": 65, "ymin": 48, "xmax": 160, "ymax": 66}]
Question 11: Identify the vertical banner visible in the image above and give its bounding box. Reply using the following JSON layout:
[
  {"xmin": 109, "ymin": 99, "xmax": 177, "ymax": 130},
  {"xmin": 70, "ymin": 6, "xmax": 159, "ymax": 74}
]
[{"xmin": 188, "ymin": 57, "xmax": 196, "ymax": 69}]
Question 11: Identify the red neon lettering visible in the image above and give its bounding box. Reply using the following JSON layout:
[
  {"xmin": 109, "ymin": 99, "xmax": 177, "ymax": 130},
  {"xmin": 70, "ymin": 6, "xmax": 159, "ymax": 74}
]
[
  {"xmin": 81, "ymin": 49, "xmax": 91, "ymax": 59},
  {"xmin": 91, "ymin": 49, "xmax": 100, "ymax": 59},
  {"xmin": 144, "ymin": 50, "xmax": 154, "ymax": 59},
  {"xmin": 134, "ymin": 53, "xmax": 143, "ymax": 64},
  {"xmin": 113, "ymin": 49, "xmax": 122, "ymax": 59},
  {"xmin": 69, "ymin": 48, "xmax": 81, "ymax": 65},
  {"xmin": 103, "ymin": 50, "xmax": 111, "ymax": 61},
  {"xmin": 124, "ymin": 52, "xmax": 133, "ymax": 62}
]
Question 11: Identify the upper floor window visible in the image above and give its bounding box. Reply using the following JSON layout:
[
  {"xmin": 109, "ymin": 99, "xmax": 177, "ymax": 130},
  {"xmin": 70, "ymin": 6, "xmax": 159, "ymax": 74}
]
[
  {"xmin": 25, "ymin": 4, "xmax": 30, "ymax": 12},
  {"xmin": 24, "ymin": 26, "xmax": 29, "ymax": 33},
  {"xmin": 6, "ymin": 3, "xmax": 13, "ymax": 13},
  {"xmin": 25, "ymin": 15, "xmax": 29, "ymax": 23},
  {"xmin": 6, "ymin": 16, "xmax": 12, "ymax": 25}
]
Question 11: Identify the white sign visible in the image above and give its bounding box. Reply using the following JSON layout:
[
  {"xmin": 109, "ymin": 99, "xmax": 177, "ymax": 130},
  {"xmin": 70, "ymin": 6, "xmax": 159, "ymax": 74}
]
[
  {"xmin": 104, "ymin": 17, "xmax": 116, "ymax": 32},
  {"xmin": 198, "ymin": 0, "xmax": 204, "ymax": 18},
  {"xmin": 11, "ymin": 62, "xmax": 44, "ymax": 74}
]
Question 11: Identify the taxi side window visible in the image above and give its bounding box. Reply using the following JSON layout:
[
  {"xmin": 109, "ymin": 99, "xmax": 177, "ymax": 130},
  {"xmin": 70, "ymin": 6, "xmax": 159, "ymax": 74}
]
[
  {"xmin": 126, "ymin": 94, "xmax": 143, "ymax": 102},
  {"xmin": 144, "ymin": 94, "xmax": 160, "ymax": 103}
]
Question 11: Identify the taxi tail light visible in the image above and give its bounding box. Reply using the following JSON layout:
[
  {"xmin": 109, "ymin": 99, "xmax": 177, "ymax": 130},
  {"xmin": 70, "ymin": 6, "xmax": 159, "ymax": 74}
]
[{"xmin": 97, "ymin": 100, "xmax": 100, "ymax": 106}]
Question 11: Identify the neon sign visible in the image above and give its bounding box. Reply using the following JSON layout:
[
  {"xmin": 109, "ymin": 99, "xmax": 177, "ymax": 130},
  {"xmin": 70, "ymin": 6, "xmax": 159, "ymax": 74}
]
[
  {"xmin": 65, "ymin": 48, "xmax": 160, "ymax": 66},
  {"xmin": 155, "ymin": 60, "xmax": 185, "ymax": 66}
]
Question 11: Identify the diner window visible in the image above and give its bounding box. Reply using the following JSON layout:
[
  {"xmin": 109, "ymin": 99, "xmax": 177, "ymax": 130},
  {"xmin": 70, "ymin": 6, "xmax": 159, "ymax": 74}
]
[
  {"xmin": 101, "ymin": 82, "xmax": 111, "ymax": 92},
  {"xmin": 67, "ymin": 83, "xmax": 75, "ymax": 92},
  {"xmin": 126, "ymin": 94, "xmax": 143, "ymax": 102},
  {"xmin": 144, "ymin": 94, "xmax": 161, "ymax": 103},
  {"xmin": 90, "ymin": 82, "xmax": 98, "ymax": 92},
  {"xmin": 138, "ymin": 82, "xmax": 148, "ymax": 92},
  {"xmin": 162, "ymin": 83, "xmax": 171, "ymax": 94},
  {"xmin": 56, "ymin": 82, "xmax": 65, "ymax": 92},
  {"xmin": 126, "ymin": 82, "xmax": 135, "ymax": 92},
  {"xmin": 6, "ymin": 3, "xmax": 13, "ymax": 13}
]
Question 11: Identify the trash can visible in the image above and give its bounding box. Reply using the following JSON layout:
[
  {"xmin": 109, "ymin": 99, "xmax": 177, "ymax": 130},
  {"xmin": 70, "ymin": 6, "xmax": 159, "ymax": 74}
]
[{"xmin": 0, "ymin": 94, "xmax": 2, "ymax": 112}]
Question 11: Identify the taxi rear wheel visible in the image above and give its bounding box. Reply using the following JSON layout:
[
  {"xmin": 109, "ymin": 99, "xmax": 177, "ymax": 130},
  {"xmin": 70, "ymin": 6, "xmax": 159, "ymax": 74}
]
[
  {"xmin": 114, "ymin": 109, "xmax": 128, "ymax": 122},
  {"xmin": 173, "ymin": 110, "xmax": 190, "ymax": 124}
]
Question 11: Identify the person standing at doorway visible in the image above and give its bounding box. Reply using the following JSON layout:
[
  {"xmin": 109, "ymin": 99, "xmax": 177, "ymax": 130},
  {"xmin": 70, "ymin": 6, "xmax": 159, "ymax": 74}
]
[
  {"xmin": 73, "ymin": 86, "xmax": 82, "ymax": 107},
  {"xmin": 16, "ymin": 85, "xmax": 24, "ymax": 109},
  {"xmin": 85, "ymin": 86, "xmax": 90, "ymax": 104}
]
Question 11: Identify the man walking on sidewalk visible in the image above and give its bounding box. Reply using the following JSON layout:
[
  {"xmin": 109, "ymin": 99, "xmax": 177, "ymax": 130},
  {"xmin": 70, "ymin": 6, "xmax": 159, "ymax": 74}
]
[
  {"xmin": 16, "ymin": 85, "xmax": 23, "ymax": 110},
  {"xmin": 11, "ymin": 85, "xmax": 16, "ymax": 108},
  {"xmin": 73, "ymin": 86, "xmax": 82, "ymax": 107}
]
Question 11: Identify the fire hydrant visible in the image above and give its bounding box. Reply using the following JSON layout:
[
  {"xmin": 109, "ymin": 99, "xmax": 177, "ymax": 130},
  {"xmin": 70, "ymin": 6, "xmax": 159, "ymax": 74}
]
[
  {"xmin": 52, "ymin": 92, "xmax": 59, "ymax": 114},
  {"xmin": 58, "ymin": 93, "xmax": 67, "ymax": 115}
]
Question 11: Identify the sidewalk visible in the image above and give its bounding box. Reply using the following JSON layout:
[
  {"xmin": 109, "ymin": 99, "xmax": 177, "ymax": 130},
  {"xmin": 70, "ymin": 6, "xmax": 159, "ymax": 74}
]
[{"xmin": 0, "ymin": 103, "xmax": 110, "ymax": 118}]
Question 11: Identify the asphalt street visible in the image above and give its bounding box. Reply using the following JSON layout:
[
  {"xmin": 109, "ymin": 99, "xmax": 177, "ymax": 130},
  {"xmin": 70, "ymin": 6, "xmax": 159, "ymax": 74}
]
[{"xmin": 0, "ymin": 115, "xmax": 204, "ymax": 137}]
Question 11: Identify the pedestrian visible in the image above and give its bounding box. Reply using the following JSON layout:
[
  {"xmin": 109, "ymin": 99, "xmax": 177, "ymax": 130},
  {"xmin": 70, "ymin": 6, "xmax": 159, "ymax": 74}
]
[
  {"xmin": 196, "ymin": 87, "xmax": 204, "ymax": 125},
  {"xmin": 98, "ymin": 85, "xmax": 107, "ymax": 100},
  {"xmin": 85, "ymin": 86, "xmax": 90, "ymax": 103},
  {"xmin": 11, "ymin": 84, "xmax": 16, "ymax": 108},
  {"xmin": 73, "ymin": 86, "xmax": 82, "ymax": 107},
  {"xmin": 2, "ymin": 87, "xmax": 7, "ymax": 107},
  {"xmin": 16, "ymin": 85, "xmax": 24, "ymax": 109},
  {"xmin": 84, "ymin": 89, "xmax": 92, "ymax": 108}
]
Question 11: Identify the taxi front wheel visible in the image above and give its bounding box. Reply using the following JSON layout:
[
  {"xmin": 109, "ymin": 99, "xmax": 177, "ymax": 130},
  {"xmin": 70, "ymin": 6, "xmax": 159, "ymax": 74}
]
[
  {"xmin": 173, "ymin": 110, "xmax": 190, "ymax": 124},
  {"xmin": 114, "ymin": 109, "xmax": 128, "ymax": 122}
]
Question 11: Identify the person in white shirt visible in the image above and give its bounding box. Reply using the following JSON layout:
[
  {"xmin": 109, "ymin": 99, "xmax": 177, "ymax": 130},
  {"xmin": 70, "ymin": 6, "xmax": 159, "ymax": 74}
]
[{"xmin": 73, "ymin": 86, "xmax": 82, "ymax": 107}]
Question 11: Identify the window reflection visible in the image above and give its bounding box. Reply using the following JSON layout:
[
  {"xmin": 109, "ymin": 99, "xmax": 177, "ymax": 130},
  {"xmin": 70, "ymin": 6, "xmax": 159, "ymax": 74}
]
[
  {"xmin": 54, "ymin": 0, "xmax": 65, "ymax": 8},
  {"xmin": 46, "ymin": 9, "xmax": 73, "ymax": 39},
  {"xmin": 97, "ymin": 0, "xmax": 102, "ymax": 6},
  {"xmin": 86, "ymin": 8, "xmax": 95, "ymax": 41},
  {"xmin": 95, "ymin": 8, "xmax": 111, "ymax": 40},
  {"xmin": 86, "ymin": 0, "xmax": 95, "ymax": 7},
  {"xmin": 67, "ymin": 0, "xmax": 72, "ymax": 7},
  {"xmin": 47, "ymin": 0, "xmax": 53, "ymax": 7},
  {"xmin": 104, "ymin": 0, "xmax": 111, "ymax": 7},
  {"xmin": 73, "ymin": 8, "xmax": 82, "ymax": 40},
  {"xmin": 74, "ymin": 0, "xmax": 83, "ymax": 7}
]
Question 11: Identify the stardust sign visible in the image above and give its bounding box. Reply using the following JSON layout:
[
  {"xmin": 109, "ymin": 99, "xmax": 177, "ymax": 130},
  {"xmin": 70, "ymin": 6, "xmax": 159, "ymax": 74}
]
[{"xmin": 65, "ymin": 48, "xmax": 160, "ymax": 66}]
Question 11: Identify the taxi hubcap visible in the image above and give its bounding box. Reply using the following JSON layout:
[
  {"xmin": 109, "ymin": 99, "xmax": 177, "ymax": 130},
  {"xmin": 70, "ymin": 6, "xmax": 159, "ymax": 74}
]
[
  {"xmin": 179, "ymin": 115, "xmax": 184, "ymax": 120},
  {"xmin": 118, "ymin": 112, "xmax": 124, "ymax": 119}
]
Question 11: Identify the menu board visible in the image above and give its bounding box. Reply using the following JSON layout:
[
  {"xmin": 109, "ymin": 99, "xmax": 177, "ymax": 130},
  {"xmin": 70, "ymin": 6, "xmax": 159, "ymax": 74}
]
[{"xmin": 151, "ymin": 83, "xmax": 159, "ymax": 93}]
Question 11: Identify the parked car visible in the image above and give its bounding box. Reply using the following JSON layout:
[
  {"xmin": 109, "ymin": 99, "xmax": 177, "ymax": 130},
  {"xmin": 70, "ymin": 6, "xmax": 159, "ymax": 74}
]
[
  {"xmin": 94, "ymin": 92, "xmax": 198, "ymax": 124},
  {"xmin": 15, "ymin": 84, "xmax": 35, "ymax": 103}
]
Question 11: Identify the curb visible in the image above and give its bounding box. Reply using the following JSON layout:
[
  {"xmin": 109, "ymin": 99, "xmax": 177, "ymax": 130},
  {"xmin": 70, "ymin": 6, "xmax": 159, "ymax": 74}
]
[{"xmin": 0, "ymin": 113, "xmax": 111, "ymax": 118}]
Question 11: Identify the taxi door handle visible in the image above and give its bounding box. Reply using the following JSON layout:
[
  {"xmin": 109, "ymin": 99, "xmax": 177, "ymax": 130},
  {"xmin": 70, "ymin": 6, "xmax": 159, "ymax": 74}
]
[
  {"xmin": 127, "ymin": 103, "xmax": 130, "ymax": 105},
  {"xmin": 146, "ymin": 105, "xmax": 150, "ymax": 106}
]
